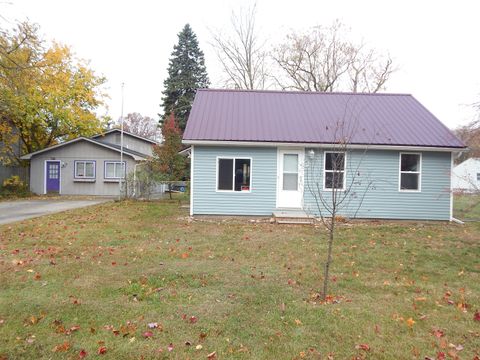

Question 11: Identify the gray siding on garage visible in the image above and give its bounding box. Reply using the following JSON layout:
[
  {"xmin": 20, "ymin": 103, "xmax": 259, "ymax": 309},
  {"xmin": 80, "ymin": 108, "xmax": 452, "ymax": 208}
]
[
  {"xmin": 29, "ymin": 141, "xmax": 137, "ymax": 196},
  {"xmin": 95, "ymin": 132, "xmax": 154, "ymax": 157}
]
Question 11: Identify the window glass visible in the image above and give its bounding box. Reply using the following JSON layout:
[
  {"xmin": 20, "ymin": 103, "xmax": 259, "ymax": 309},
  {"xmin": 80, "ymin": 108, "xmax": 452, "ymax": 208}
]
[
  {"xmin": 217, "ymin": 158, "xmax": 251, "ymax": 191},
  {"xmin": 325, "ymin": 152, "xmax": 345, "ymax": 171},
  {"xmin": 283, "ymin": 154, "xmax": 298, "ymax": 173},
  {"xmin": 324, "ymin": 152, "xmax": 345, "ymax": 190},
  {"xmin": 115, "ymin": 163, "xmax": 125, "ymax": 178},
  {"xmin": 105, "ymin": 163, "xmax": 115, "ymax": 178},
  {"xmin": 401, "ymin": 154, "xmax": 419, "ymax": 172},
  {"xmin": 400, "ymin": 154, "xmax": 420, "ymax": 190},
  {"xmin": 400, "ymin": 173, "xmax": 419, "ymax": 190},
  {"xmin": 85, "ymin": 162, "xmax": 94, "ymax": 178},
  {"xmin": 218, "ymin": 159, "xmax": 233, "ymax": 190},
  {"xmin": 283, "ymin": 173, "xmax": 298, "ymax": 190},
  {"xmin": 235, "ymin": 159, "xmax": 251, "ymax": 191},
  {"xmin": 76, "ymin": 162, "xmax": 85, "ymax": 177},
  {"xmin": 477, "ymin": 173, "xmax": 480, "ymax": 182},
  {"xmin": 325, "ymin": 172, "xmax": 344, "ymax": 189}
]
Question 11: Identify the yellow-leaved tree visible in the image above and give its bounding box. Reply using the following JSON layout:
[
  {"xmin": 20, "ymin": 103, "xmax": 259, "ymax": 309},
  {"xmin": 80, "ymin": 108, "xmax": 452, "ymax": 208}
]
[{"xmin": 0, "ymin": 22, "xmax": 107, "ymax": 166}]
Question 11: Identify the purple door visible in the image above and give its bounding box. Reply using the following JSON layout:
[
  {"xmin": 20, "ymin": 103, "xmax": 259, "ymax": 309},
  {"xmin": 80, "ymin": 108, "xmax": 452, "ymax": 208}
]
[{"xmin": 46, "ymin": 161, "xmax": 60, "ymax": 193}]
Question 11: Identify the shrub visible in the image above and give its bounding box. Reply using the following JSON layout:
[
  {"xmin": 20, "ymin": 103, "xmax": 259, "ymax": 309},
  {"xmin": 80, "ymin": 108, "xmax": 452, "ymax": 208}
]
[{"xmin": 1, "ymin": 175, "xmax": 30, "ymax": 197}]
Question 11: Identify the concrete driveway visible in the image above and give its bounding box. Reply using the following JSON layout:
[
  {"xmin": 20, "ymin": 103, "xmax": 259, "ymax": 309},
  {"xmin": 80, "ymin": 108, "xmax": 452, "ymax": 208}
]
[{"xmin": 0, "ymin": 199, "xmax": 110, "ymax": 225}]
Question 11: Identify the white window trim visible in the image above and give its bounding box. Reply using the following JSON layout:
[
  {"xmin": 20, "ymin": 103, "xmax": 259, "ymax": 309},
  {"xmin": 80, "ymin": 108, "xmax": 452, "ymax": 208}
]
[
  {"xmin": 215, "ymin": 156, "xmax": 253, "ymax": 193},
  {"xmin": 104, "ymin": 161, "xmax": 126, "ymax": 180},
  {"xmin": 323, "ymin": 151, "xmax": 347, "ymax": 192},
  {"xmin": 399, "ymin": 152, "xmax": 422, "ymax": 192},
  {"xmin": 74, "ymin": 160, "xmax": 96, "ymax": 179}
]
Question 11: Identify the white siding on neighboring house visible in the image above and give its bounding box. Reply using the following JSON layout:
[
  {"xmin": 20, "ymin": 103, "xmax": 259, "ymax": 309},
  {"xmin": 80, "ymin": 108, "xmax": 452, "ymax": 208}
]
[{"xmin": 452, "ymin": 158, "xmax": 480, "ymax": 192}]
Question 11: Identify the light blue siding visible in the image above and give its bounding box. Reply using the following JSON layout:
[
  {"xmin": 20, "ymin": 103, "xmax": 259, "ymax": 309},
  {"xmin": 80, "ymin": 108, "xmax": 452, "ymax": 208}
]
[
  {"xmin": 192, "ymin": 146, "xmax": 277, "ymax": 215},
  {"xmin": 303, "ymin": 149, "xmax": 452, "ymax": 220},
  {"xmin": 192, "ymin": 146, "xmax": 452, "ymax": 220}
]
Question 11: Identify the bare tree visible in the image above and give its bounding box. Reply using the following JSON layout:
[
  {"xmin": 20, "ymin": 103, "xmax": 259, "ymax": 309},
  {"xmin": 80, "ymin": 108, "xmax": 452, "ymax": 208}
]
[
  {"xmin": 210, "ymin": 4, "xmax": 269, "ymax": 89},
  {"xmin": 273, "ymin": 21, "xmax": 394, "ymax": 93},
  {"xmin": 304, "ymin": 111, "xmax": 375, "ymax": 300},
  {"xmin": 116, "ymin": 113, "xmax": 160, "ymax": 141}
]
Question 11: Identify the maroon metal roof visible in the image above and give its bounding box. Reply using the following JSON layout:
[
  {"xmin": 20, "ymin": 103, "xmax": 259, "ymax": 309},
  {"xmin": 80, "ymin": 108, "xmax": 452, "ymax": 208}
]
[{"xmin": 183, "ymin": 89, "xmax": 465, "ymax": 148}]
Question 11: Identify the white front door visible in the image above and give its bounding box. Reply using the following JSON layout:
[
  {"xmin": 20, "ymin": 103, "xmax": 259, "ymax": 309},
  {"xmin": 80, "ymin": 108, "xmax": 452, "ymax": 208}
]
[{"xmin": 277, "ymin": 149, "xmax": 304, "ymax": 208}]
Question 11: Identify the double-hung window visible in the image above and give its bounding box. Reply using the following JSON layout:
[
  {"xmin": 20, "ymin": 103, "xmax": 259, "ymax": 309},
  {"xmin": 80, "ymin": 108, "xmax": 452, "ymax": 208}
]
[
  {"xmin": 104, "ymin": 161, "xmax": 126, "ymax": 179},
  {"xmin": 75, "ymin": 161, "xmax": 95, "ymax": 179},
  {"xmin": 324, "ymin": 152, "xmax": 346, "ymax": 190},
  {"xmin": 399, "ymin": 153, "xmax": 421, "ymax": 191},
  {"xmin": 217, "ymin": 158, "xmax": 251, "ymax": 191}
]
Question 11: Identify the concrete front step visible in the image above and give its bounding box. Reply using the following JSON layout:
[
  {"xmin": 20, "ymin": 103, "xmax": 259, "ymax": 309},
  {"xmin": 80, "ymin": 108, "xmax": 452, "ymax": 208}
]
[{"xmin": 273, "ymin": 209, "xmax": 315, "ymax": 225}]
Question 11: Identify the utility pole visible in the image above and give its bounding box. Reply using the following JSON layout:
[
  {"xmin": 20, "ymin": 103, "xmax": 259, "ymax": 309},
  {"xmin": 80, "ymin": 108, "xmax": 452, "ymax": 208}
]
[{"xmin": 119, "ymin": 82, "xmax": 125, "ymax": 200}]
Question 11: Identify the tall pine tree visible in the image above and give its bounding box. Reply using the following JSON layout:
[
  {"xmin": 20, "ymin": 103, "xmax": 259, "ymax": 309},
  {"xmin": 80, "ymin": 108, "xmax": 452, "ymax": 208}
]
[{"xmin": 161, "ymin": 24, "xmax": 209, "ymax": 132}]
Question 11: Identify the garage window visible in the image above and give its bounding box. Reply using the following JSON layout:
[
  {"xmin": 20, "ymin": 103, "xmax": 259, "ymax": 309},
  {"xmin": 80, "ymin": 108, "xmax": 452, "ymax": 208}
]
[
  {"xmin": 399, "ymin": 153, "xmax": 421, "ymax": 191},
  {"xmin": 74, "ymin": 161, "xmax": 95, "ymax": 179}
]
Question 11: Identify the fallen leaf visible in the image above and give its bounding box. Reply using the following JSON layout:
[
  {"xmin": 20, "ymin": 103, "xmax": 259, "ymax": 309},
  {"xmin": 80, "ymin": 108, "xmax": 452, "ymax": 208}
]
[
  {"xmin": 142, "ymin": 331, "xmax": 154, "ymax": 338},
  {"xmin": 189, "ymin": 316, "xmax": 198, "ymax": 324},
  {"xmin": 355, "ymin": 344, "xmax": 370, "ymax": 351},
  {"xmin": 181, "ymin": 253, "xmax": 189, "ymax": 259},
  {"xmin": 79, "ymin": 349, "xmax": 87, "ymax": 358},
  {"xmin": 474, "ymin": 310, "xmax": 480, "ymax": 322},
  {"xmin": 207, "ymin": 351, "xmax": 217, "ymax": 359},
  {"xmin": 147, "ymin": 322, "xmax": 158, "ymax": 329},
  {"xmin": 406, "ymin": 318, "xmax": 415, "ymax": 328},
  {"xmin": 167, "ymin": 343, "xmax": 174, "ymax": 352},
  {"xmin": 52, "ymin": 341, "xmax": 71, "ymax": 352},
  {"xmin": 185, "ymin": 341, "xmax": 192, "ymax": 346},
  {"xmin": 294, "ymin": 319, "xmax": 302, "ymax": 325},
  {"xmin": 196, "ymin": 344, "xmax": 203, "ymax": 350},
  {"xmin": 432, "ymin": 329, "xmax": 445, "ymax": 338},
  {"xmin": 436, "ymin": 351, "xmax": 446, "ymax": 360},
  {"xmin": 97, "ymin": 346, "xmax": 107, "ymax": 355},
  {"xmin": 69, "ymin": 325, "xmax": 80, "ymax": 333}
]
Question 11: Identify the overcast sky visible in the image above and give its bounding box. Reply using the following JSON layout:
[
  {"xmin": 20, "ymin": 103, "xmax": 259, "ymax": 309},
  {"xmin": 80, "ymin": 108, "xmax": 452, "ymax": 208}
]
[{"xmin": 2, "ymin": 0, "xmax": 479, "ymax": 129}]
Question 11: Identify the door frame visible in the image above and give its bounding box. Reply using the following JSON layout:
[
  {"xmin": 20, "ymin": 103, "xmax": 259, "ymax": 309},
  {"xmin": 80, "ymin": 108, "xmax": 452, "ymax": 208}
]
[
  {"xmin": 44, "ymin": 160, "xmax": 61, "ymax": 194},
  {"xmin": 276, "ymin": 148, "xmax": 305, "ymax": 209}
]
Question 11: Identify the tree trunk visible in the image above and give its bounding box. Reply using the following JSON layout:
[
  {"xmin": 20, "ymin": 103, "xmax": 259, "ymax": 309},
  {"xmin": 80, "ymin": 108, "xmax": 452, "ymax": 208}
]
[
  {"xmin": 322, "ymin": 216, "xmax": 335, "ymax": 301},
  {"xmin": 168, "ymin": 183, "xmax": 172, "ymax": 200}
]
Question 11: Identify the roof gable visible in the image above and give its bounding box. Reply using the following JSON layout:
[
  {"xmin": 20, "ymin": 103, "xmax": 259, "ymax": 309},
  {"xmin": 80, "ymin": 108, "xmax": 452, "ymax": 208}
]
[
  {"xmin": 20, "ymin": 137, "xmax": 148, "ymax": 160},
  {"xmin": 183, "ymin": 89, "xmax": 465, "ymax": 149},
  {"xmin": 92, "ymin": 129, "xmax": 158, "ymax": 144}
]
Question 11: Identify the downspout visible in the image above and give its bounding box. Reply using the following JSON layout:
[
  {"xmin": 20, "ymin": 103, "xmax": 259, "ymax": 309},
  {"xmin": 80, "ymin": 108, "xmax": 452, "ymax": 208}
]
[{"xmin": 451, "ymin": 149, "xmax": 466, "ymax": 224}]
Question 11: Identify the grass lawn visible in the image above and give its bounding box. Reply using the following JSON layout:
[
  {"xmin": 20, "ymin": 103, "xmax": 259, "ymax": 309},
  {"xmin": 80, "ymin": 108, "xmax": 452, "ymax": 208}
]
[
  {"xmin": 0, "ymin": 198, "xmax": 479, "ymax": 359},
  {"xmin": 453, "ymin": 194, "xmax": 480, "ymax": 221}
]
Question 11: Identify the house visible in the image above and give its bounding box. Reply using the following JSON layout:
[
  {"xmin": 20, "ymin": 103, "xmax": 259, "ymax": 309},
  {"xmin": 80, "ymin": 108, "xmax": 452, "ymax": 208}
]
[
  {"xmin": 21, "ymin": 129, "xmax": 157, "ymax": 196},
  {"xmin": 183, "ymin": 89, "xmax": 466, "ymax": 221},
  {"xmin": 0, "ymin": 127, "xmax": 28, "ymax": 184},
  {"xmin": 452, "ymin": 158, "xmax": 480, "ymax": 192}
]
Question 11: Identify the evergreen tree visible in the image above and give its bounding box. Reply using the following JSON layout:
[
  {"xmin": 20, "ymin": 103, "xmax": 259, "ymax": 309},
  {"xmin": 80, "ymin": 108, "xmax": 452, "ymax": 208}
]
[{"xmin": 161, "ymin": 24, "xmax": 209, "ymax": 132}]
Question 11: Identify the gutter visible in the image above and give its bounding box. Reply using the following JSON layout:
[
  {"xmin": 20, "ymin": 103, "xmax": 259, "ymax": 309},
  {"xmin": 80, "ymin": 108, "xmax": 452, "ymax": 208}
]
[{"xmin": 182, "ymin": 140, "xmax": 465, "ymax": 153}]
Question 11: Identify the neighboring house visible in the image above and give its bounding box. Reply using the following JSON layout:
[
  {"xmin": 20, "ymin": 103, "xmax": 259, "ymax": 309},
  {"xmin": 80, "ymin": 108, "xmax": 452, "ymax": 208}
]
[
  {"xmin": 21, "ymin": 129, "xmax": 157, "ymax": 196},
  {"xmin": 452, "ymin": 158, "xmax": 480, "ymax": 192},
  {"xmin": 0, "ymin": 127, "xmax": 28, "ymax": 184},
  {"xmin": 183, "ymin": 89, "xmax": 466, "ymax": 221}
]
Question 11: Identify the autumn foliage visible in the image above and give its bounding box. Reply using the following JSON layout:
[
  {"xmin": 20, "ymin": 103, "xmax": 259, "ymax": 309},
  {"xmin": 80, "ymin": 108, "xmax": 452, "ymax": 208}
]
[
  {"xmin": 0, "ymin": 22, "xmax": 107, "ymax": 165},
  {"xmin": 151, "ymin": 113, "xmax": 185, "ymax": 198}
]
